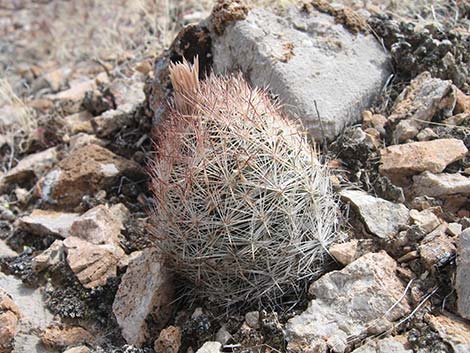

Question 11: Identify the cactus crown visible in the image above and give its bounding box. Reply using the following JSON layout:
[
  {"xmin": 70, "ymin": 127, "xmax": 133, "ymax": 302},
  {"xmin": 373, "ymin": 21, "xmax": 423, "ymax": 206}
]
[{"xmin": 149, "ymin": 58, "xmax": 340, "ymax": 308}]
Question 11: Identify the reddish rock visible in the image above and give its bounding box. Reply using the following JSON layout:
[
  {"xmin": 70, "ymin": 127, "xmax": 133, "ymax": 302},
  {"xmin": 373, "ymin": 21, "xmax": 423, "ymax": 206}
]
[
  {"xmin": 379, "ymin": 139, "xmax": 468, "ymax": 185},
  {"xmin": 0, "ymin": 289, "xmax": 21, "ymax": 352},
  {"xmin": 362, "ymin": 110, "xmax": 387, "ymax": 135},
  {"xmin": 413, "ymin": 171, "xmax": 470, "ymax": 197},
  {"xmin": 154, "ymin": 326, "xmax": 182, "ymax": 353},
  {"xmin": 36, "ymin": 144, "xmax": 143, "ymax": 207},
  {"xmin": 63, "ymin": 236, "xmax": 125, "ymax": 288},
  {"xmin": 19, "ymin": 209, "xmax": 79, "ymax": 237},
  {"xmin": 40, "ymin": 325, "xmax": 93, "ymax": 349},
  {"xmin": 70, "ymin": 204, "xmax": 125, "ymax": 245},
  {"xmin": 329, "ymin": 240, "xmax": 358, "ymax": 266}
]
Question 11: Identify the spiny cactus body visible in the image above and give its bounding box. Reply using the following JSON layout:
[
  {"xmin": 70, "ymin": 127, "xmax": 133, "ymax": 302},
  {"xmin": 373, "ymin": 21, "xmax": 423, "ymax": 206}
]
[{"xmin": 149, "ymin": 59, "xmax": 340, "ymax": 307}]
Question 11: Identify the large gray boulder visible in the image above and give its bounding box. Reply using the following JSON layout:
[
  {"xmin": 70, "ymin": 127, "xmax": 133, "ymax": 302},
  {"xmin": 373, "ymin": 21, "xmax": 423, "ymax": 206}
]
[{"xmin": 212, "ymin": 7, "xmax": 390, "ymax": 141}]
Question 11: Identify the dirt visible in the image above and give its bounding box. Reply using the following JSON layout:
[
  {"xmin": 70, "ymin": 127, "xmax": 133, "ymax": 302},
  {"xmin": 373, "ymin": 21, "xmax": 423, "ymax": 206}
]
[{"xmin": 209, "ymin": 0, "xmax": 250, "ymax": 35}]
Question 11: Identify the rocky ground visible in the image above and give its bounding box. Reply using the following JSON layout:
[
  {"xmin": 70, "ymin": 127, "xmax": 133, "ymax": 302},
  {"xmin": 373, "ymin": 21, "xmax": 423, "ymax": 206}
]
[{"xmin": 1, "ymin": 0, "xmax": 470, "ymax": 353}]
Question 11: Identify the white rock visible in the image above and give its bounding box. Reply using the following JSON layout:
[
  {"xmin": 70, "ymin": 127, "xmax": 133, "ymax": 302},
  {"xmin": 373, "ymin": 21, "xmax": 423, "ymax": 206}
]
[
  {"xmin": 448, "ymin": 223, "xmax": 463, "ymax": 237},
  {"xmin": 68, "ymin": 133, "xmax": 106, "ymax": 151},
  {"xmin": 340, "ymin": 190, "xmax": 409, "ymax": 239},
  {"xmin": 409, "ymin": 209, "xmax": 441, "ymax": 234},
  {"xmin": 70, "ymin": 204, "xmax": 123, "ymax": 245},
  {"xmin": 215, "ymin": 325, "xmax": 232, "ymax": 345},
  {"xmin": 113, "ymin": 248, "xmax": 174, "ymax": 347},
  {"xmin": 196, "ymin": 341, "xmax": 222, "ymax": 353},
  {"xmin": 416, "ymin": 128, "xmax": 438, "ymax": 141},
  {"xmin": 212, "ymin": 7, "xmax": 390, "ymax": 141},
  {"xmin": 19, "ymin": 210, "xmax": 79, "ymax": 237},
  {"xmin": 380, "ymin": 139, "xmax": 468, "ymax": 185},
  {"xmin": 245, "ymin": 311, "xmax": 260, "ymax": 329},
  {"xmin": 413, "ymin": 172, "xmax": 470, "ymax": 197},
  {"xmin": 64, "ymin": 111, "xmax": 94, "ymax": 135},
  {"xmin": 63, "ymin": 346, "xmax": 90, "ymax": 353},
  {"xmin": 92, "ymin": 78, "xmax": 145, "ymax": 137},
  {"xmin": 286, "ymin": 252, "xmax": 410, "ymax": 353}
]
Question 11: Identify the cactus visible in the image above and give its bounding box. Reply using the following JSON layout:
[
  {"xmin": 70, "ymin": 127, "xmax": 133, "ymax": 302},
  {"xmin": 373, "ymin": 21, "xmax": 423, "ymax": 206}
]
[{"xmin": 149, "ymin": 59, "xmax": 340, "ymax": 308}]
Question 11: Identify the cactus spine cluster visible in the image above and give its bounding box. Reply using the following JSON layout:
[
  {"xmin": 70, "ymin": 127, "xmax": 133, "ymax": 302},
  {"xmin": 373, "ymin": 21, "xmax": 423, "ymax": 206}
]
[{"xmin": 149, "ymin": 58, "xmax": 340, "ymax": 307}]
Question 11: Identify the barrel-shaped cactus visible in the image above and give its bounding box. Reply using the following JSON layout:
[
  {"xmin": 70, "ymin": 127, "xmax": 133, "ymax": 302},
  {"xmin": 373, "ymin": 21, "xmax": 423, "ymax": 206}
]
[{"xmin": 149, "ymin": 59, "xmax": 340, "ymax": 307}]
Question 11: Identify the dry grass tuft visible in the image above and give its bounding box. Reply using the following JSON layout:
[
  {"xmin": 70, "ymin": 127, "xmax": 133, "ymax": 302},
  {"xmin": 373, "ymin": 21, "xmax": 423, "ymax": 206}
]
[{"xmin": 0, "ymin": 79, "xmax": 37, "ymax": 161}]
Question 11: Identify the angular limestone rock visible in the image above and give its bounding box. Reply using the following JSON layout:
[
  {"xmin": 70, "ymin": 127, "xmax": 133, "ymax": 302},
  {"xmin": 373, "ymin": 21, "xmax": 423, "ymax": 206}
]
[
  {"xmin": 419, "ymin": 233, "xmax": 456, "ymax": 269},
  {"xmin": 413, "ymin": 171, "xmax": 470, "ymax": 197},
  {"xmin": 40, "ymin": 325, "xmax": 93, "ymax": 349},
  {"xmin": 1, "ymin": 147, "xmax": 57, "ymax": 189},
  {"xmin": 63, "ymin": 237, "xmax": 124, "ymax": 288},
  {"xmin": 286, "ymin": 252, "xmax": 410, "ymax": 353},
  {"xmin": 32, "ymin": 240, "xmax": 64, "ymax": 272},
  {"xmin": 427, "ymin": 314, "xmax": 470, "ymax": 353},
  {"xmin": 0, "ymin": 288, "xmax": 21, "ymax": 352},
  {"xmin": 388, "ymin": 72, "xmax": 454, "ymax": 143},
  {"xmin": 212, "ymin": 7, "xmax": 390, "ymax": 141},
  {"xmin": 379, "ymin": 139, "xmax": 468, "ymax": 184},
  {"xmin": 340, "ymin": 190, "xmax": 409, "ymax": 239},
  {"xmin": 351, "ymin": 336, "xmax": 412, "ymax": 353},
  {"xmin": 70, "ymin": 204, "xmax": 124, "ymax": 245},
  {"xmin": 154, "ymin": 326, "xmax": 182, "ymax": 353},
  {"xmin": 113, "ymin": 248, "xmax": 174, "ymax": 347},
  {"xmin": 19, "ymin": 210, "xmax": 79, "ymax": 237},
  {"xmin": 329, "ymin": 240, "xmax": 358, "ymax": 266}
]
